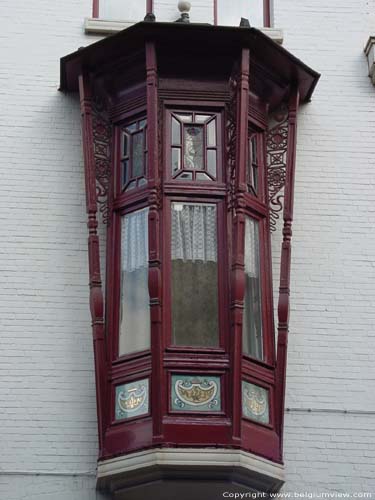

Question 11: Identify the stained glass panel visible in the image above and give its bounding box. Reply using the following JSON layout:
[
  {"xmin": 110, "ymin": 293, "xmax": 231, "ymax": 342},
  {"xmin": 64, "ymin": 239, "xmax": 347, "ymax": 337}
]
[
  {"xmin": 184, "ymin": 125, "xmax": 204, "ymax": 170},
  {"xmin": 207, "ymin": 149, "xmax": 217, "ymax": 178},
  {"xmin": 132, "ymin": 131, "xmax": 144, "ymax": 178},
  {"xmin": 172, "ymin": 147, "xmax": 181, "ymax": 173},
  {"xmin": 207, "ymin": 119, "xmax": 216, "ymax": 147},
  {"xmin": 172, "ymin": 117, "xmax": 181, "ymax": 145}
]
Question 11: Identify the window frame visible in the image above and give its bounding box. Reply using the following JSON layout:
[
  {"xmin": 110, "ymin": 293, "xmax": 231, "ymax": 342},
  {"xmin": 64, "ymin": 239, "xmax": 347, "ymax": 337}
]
[
  {"xmin": 93, "ymin": 0, "xmax": 153, "ymax": 19},
  {"xmin": 163, "ymin": 196, "xmax": 229, "ymax": 354},
  {"xmin": 241, "ymin": 118, "xmax": 275, "ymax": 368},
  {"xmin": 166, "ymin": 108, "xmax": 223, "ymax": 184}
]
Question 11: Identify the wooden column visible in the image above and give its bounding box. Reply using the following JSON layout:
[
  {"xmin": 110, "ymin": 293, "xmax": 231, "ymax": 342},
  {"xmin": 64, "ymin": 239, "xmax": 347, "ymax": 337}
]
[
  {"xmin": 145, "ymin": 41, "xmax": 164, "ymax": 443},
  {"xmin": 78, "ymin": 72, "xmax": 107, "ymax": 454},
  {"xmin": 230, "ymin": 48, "xmax": 250, "ymax": 444},
  {"xmin": 275, "ymin": 87, "xmax": 300, "ymax": 460}
]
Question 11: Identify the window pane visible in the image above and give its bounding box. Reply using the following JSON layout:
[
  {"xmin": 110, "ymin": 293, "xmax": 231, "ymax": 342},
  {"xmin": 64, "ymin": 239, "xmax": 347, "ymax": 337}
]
[
  {"xmin": 122, "ymin": 160, "xmax": 129, "ymax": 187},
  {"xmin": 172, "ymin": 147, "xmax": 181, "ymax": 174},
  {"xmin": 196, "ymin": 172, "xmax": 212, "ymax": 181},
  {"xmin": 171, "ymin": 203, "xmax": 219, "ymax": 347},
  {"xmin": 217, "ymin": 0, "xmax": 264, "ymax": 27},
  {"xmin": 122, "ymin": 132, "xmax": 129, "ymax": 157},
  {"xmin": 243, "ymin": 218, "xmax": 263, "ymax": 359},
  {"xmin": 119, "ymin": 209, "xmax": 150, "ymax": 356},
  {"xmin": 132, "ymin": 131, "xmax": 144, "ymax": 178},
  {"xmin": 207, "ymin": 149, "xmax": 217, "ymax": 178},
  {"xmin": 172, "ymin": 117, "xmax": 181, "ymax": 145},
  {"xmin": 100, "ymin": 0, "xmax": 146, "ymax": 20},
  {"xmin": 184, "ymin": 125, "xmax": 204, "ymax": 170},
  {"xmin": 195, "ymin": 114, "xmax": 212, "ymax": 123},
  {"xmin": 207, "ymin": 119, "xmax": 217, "ymax": 147}
]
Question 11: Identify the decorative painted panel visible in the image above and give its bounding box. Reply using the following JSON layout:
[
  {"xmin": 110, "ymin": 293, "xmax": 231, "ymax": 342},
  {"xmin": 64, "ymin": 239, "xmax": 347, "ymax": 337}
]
[
  {"xmin": 242, "ymin": 381, "xmax": 269, "ymax": 424},
  {"xmin": 171, "ymin": 375, "xmax": 221, "ymax": 412},
  {"xmin": 115, "ymin": 378, "xmax": 149, "ymax": 420}
]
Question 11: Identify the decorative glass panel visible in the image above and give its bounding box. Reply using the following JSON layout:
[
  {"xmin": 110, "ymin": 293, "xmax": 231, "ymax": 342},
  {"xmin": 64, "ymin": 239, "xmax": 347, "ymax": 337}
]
[
  {"xmin": 248, "ymin": 135, "xmax": 259, "ymax": 194},
  {"xmin": 121, "ymin": 117, "xmax": 147, "ymax": 191},
  {"xmin": 123, "ymin": 133, "xmax": 129, "ymax": 156},
  {"xmin": 207, "ymin": 119, "xmax": 216, "ymax": 147},
  {"xmin": 172, "ymin": 147, "xmax": 181, "ymax": 173},
  {"xmin": 176, "ymin": 113, "xmax": 193, "ymax": 123},
  {"xmin": 242, "ymin": 381, "xmax": 269, "ymax": 424},
  {"xmin": 176, "ymin": 171, "xmax": 193, "ymax": 180},
  {"xmin": 172, "ymin": 117, "xmax": 181, "ymax": 145},
  {"xmin": 171, "ymin": 203, "xmax": 218, "ymax": 347},
  {"xmin": 126, "ymin": 121, "xmax": 137, "ymax": 133},
  {"xmin": 115, "ymin": 378, "xmax": 149, "ymax": 421},
  {"xmin": 139, "ymin": 118, "xmax": 147, "ymax": 129},
  {"xmin": 184, "ymin": 125, "xmax": 204, "ymax": 170},
  {"xmin": 243, "ymin": 217, "xmax": 263, "ymax": 359},
  {"xmin": 196, "ymin": 172, "xmax": 212, "ymax": 181},
  {"xmin": 207, "ymin": 149, "xmax": 217, "ymax": 178},
  {"xmin": 125, "ymin": 180, "xmax": 136, "ymax": 191},
  {"xmin": 195, "ymin": 114, "xmax": 212, "ymax": 123},
  {"xmin": 171, "ymin": 375, "xmax": 221, "ymax": 412},
  {"xmin": 122, "ymin": 160, "xmax": 129, "ymax": 185},
  {"xmin": 119, "ymin": 208, "xmax": 150, "ymax": 356},
  {"xmin": 132, "ymin": 131, "xmax": 144, "ymax": 178}
]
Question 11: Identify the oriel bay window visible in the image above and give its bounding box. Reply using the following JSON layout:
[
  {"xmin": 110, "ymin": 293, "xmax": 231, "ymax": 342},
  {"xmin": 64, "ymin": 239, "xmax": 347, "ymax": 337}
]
[{"xmin": 61, "ymin": 20, "xmax": 319, "ymax": 496}]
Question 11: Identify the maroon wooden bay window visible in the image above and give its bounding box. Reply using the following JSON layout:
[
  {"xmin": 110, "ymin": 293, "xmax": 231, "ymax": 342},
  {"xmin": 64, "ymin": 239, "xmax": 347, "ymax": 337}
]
[{"xmin": 60, "ymin": 20, "xmax": 319, "ymax": 497}]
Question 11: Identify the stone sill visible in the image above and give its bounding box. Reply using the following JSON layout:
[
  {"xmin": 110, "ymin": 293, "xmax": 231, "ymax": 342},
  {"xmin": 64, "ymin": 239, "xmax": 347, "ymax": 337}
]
[{"xmin": 84, "ymin": 18, "xmax": 284, "ymax": 44}]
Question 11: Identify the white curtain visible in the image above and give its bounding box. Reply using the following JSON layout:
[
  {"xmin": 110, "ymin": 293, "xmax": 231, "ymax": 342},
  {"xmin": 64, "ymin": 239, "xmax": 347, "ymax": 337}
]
[
  {"xmin": 121, "ymin": 208, "xmax": 149, "ymax": 272},
  {"xmin": 172, "ymin": 204, "xmax": 217, "ymax": 262},
  {"xmin": 244, "ymin": 217, "xmax": 260, "ymax": 277}
]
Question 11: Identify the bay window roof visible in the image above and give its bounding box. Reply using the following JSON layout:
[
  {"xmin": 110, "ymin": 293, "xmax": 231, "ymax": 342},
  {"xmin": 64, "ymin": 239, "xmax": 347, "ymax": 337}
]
[{"xmin": 60, "ymin": 21, "xmax": 319, "ymax": 105}]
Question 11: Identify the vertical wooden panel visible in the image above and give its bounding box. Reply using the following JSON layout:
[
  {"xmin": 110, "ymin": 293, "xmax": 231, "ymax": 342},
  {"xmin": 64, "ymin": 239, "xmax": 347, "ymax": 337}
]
[
  {"xmin": 275, "ymin": 87, "xmax": 300, "ymax": 460},
  {"xmin": 78, "ymin": 72, "xmax": 107, "ymax": 455},
  {"xmin": 145, "ymin": 41, "xmax": 164, "ymax": 443}
]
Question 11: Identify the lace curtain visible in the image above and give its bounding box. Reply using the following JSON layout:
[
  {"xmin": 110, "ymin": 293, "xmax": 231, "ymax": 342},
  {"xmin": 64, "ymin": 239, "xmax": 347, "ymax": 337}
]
[
  {"xmin": 121, "ymin": 208, "xmax": 149, "ymax": 272},
  {"xmin": 172, "ymin": 204, "xmax": 217, "ymax": 262}
]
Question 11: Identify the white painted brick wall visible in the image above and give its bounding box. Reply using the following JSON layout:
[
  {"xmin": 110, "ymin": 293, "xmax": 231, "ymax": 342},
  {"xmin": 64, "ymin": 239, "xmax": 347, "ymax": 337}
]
[
  {"xmin": 273, "ymin": 0, "xmax": 375, "ymax": 493},
  {"xmin": 0, "ymin": 1, "xmax": 107, "ymax": 498},
  {"xmin": 0, "ymin": 0, "xmax": 374, "ymax": 497}
]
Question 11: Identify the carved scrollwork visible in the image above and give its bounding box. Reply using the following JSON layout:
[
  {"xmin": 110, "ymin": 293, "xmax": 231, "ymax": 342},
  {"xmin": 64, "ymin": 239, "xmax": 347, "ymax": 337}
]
[
  {"xmin": 92, "ymin": 98, "xmax": 112, "ymax": 225},
  {"xmin": 266, "ymin": 107, "xmax": 289, "ymax": 232},
  {"xmin": 226, "ymin": 72, "xmax": 238, "ymax": 212}
]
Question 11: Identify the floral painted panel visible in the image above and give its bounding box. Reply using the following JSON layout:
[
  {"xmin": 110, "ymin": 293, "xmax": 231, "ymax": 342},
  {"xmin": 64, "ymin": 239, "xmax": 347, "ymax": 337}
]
[
  {"xmin": 171, "ymin": 374, "xmax": 221, "ymax": 412},
  {"xmin": 115, "ymin": 378, "xmax": 149, "ymax": 421},
  {"xmin": 242, "ymin": 381, "xmax": 269, "ymax": 424}
]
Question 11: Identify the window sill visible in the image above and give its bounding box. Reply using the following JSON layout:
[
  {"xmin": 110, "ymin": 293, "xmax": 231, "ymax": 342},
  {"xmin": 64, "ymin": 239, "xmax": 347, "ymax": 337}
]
[{"xmin": 84, "ymin": 18, "xmax": 284, "ymax": 44}]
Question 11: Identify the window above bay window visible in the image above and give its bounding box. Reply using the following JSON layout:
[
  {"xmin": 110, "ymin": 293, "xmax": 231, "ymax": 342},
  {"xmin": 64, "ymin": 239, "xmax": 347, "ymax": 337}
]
[{"xmin": 90, "ymin": 0, "xmax": 272, "ymax": 28}]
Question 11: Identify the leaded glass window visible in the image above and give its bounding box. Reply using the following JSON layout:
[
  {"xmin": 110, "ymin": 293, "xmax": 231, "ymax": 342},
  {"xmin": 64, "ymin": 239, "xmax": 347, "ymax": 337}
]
[
  {"xmin": 120, "ymin": 118, "xmax": 147, "ymax": 191},
  {"xmin": 247, "ymin": 133, "xmax": 259, "ymax": 195},
  {"xmin": 170, "ymin": 111, "xmax": 219, "ymax": 182}
]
